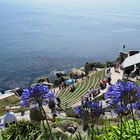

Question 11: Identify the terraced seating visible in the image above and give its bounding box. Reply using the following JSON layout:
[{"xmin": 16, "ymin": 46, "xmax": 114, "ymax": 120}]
[
  {"xmin": 60, "ymin": 77, "xmax": 89, "ymax": 103},
  {"xmin": 58, "ymin": 80, "xmax": 83, "ymax": 99},
  {"xmin": 56, "ymin": 79, "xmax": 81, "ymax": 97},
  {"xmin": 57, "ymin": 69, "xmax": 105, "ymax": 108},
  {"xmin": 68, "ymin": 73, "xmax": 101, "ymax": 107}
]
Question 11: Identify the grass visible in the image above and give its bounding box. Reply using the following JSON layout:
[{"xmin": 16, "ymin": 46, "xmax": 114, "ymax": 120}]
[
  {"xmin": 0, "ymin": 95, "xmax": 20, "ymax": 116},
  {"xmin": 0, "ymin": 134, "xmax": 2, "ymax": 140},
  {"xmin": 136, "ymin": 81, "xmax": 140, "ymax": 85}
]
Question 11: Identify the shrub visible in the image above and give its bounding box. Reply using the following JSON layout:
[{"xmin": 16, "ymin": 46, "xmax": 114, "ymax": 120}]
[{"xmin": 1, "ymin": 120, "xmax": 43, "ymax": 140}]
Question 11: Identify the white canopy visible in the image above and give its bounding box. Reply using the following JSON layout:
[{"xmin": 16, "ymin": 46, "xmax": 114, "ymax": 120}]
[{"xmin": 123, "ymin": 53, "xmax": 140, "ymax": 68}]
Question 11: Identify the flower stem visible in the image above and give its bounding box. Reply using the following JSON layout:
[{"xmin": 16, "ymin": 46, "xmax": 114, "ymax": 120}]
[
  {"xmin": 130, "ymin": 104, "xmax": 137, "ymax": 140},
  {"xmin": 39, "ymin": 104, "xmax": 53, "ymax": 139},
  {"xmin": 120, "ymin": 113, "xmax": 123, "ymax": 140},
  {"xmin": 120, "ymin": 95, "xmax": 123, "ymax": 140}
]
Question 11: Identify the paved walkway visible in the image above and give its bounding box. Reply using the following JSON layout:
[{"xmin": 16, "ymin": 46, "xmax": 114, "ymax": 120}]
[
  {"xmin": 15, "ymin": 110, "xmax": 66, "ymax": 121},
  {"xmin": 0, "ymin": 91, "xmax": 15, "ymax": 100}
]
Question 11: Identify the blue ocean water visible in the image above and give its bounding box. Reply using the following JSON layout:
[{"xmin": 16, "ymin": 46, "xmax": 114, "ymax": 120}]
[{"xmin": 0, "ymin": 2, "xmax": 140, "ymax": 90}]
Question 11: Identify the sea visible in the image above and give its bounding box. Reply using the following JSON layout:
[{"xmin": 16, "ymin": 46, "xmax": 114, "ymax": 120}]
[{"xmin": 0, "ymin": 1, "xmax": 140, "ymax": 90}]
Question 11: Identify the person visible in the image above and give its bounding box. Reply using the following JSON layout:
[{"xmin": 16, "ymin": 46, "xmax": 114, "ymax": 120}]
[
  {"xmin": 56, "ymin": 97, "xmax": 61, "ymax": 108},
  {"xmin": 0, "ymin": 106, "xmax": 17, "ymax": 127},
  {"xmin": 81, "ymin": 72, "xmax": 84, "ymax": 80},
  {"xmin": 106, "ymin": 67, "xmax": 111, "ymax": 74},
  {"xmin": 100, "ymin": 80, "xmax": 106, "ymax": 90},
  {"xmin": 136, "ymin": 65, "xmax": 139, "ymax": 80},
  {"xmin": 20, "ymin": 101, "xmax": 25, "ymax": 116},
  {"xmin": 48, "ymin": 97, "xmax": 56, "ymax": 116},
  {"xmin": 82, "ymin": 99, "xmax": 88, "ymax": 110},
  {"xmin": 107, "ymin": 76, "xmax": 112, "ymax": 85}
]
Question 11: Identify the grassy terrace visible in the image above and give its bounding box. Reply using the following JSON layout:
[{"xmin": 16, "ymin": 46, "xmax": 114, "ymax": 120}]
[
  {"xmin": 0, "ymin": 95, "xmax": 20, "ymax": 116},
  {"xmin": 57, "ymin": 69, "xmax": 105, "ymax": 108}
]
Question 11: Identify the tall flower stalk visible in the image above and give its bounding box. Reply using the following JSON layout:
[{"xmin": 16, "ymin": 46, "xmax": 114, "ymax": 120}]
[
  {"xmin": 104, "ymin": 80, "xmax": 140, "ymax": 139},
  {"xmin": 21, "ymin": 83, "xmax": 55, "ymax": 139},
  {"xmin": 74, "ymin": 100, "xmax": 105, "ymax": 139}
]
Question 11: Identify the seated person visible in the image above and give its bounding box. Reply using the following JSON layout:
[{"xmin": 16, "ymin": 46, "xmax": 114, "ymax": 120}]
[
  {"xmin": 107, "ymin": 76, "xmax": 111, "ymax": 85},
  {"xmin": 0, "ymin": 106, "xmax": 17, "ymax": 127},
  {"xmin": 100, "ymin": 80, "xmax": 106, "ymax": 90}
]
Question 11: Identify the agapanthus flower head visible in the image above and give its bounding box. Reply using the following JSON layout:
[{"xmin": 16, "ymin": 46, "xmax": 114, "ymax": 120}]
[
  {"xmin": 105, "ymin": 80, "xmax": 140, "ymax": 115},
  {"xmin": 82, "ymin": 100, "xmax": 88, "ymax": 108},
  {"xmin": 114, "ymin": 105, "xmax": 129, "ymax": 115},
  {"xmin": 132, "ymin": 101, "xmax": 140, "ymax": 110},
  {"xmin": 74, "ymin": 101, "xmax": 105, "ymax": 121},
  {"xmin": 89, "ymin": 101, "xmax": 104, "ymax": 118},
  {"xmin": 21, "ymin": 84, "xmax": 54, "ymax": 107},
  {"xmin": 46, "ymin": 90, "xmax": 55, "ymax": 98},
  {"xmin": 74, "ymin": 106, "xmax": 81, "ymax": 114},
  {"xmin": 89, "ymin": 101, "xmax": 102, "ymax": 109}
]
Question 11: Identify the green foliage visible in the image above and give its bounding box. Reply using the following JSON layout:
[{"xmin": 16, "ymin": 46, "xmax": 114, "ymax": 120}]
[
  {"xmin": 73, "ymin": 119, "xmax": 140, "ymax": 140},
  {"xmin": 1, "ymin": 120, "xmax": 43, "ymax": 140},
  {"xmin": 37, "ymin": 129, "xmax": 69, "ymax": 140},
  {"xmin": 54, "ymin": 79, "xmax": 61, "ymax": 87},
  {"xmin": 91, "ymin": 62, "xmax": 105, "ymax": 68},
  {"xmin": 74, "ymin": 132, "xmax": 83, "ymax": 140},
  {"xmin": 136, "ymin": 81, "xmax": 140, "ymax": 85},
  {"xmin": 0, "ymin": 134, "xmax": 2, "ymax": 140},
  {"xmin": 106, "ymin": 61, "xmax": 115, "ymax": 67},
  {"xmin": 55, "ymin": 117, "xmax": 81, "ymax": 125},
  {"xmin": 2, "ymin": 119, "xmax": 140, "ymax": 140},
  {"xmin": 95, "ymin": 120, "xmax": 140, "ymax": 140}
]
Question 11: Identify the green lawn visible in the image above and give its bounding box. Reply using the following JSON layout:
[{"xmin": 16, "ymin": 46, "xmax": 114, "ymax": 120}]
[
  {"xmin": 136, "ymin": 81, "xmax": 140, "ymax": 85},
  {"xmin": 0, "ymin": 95, "xmax": 20, "ymax": 116}
]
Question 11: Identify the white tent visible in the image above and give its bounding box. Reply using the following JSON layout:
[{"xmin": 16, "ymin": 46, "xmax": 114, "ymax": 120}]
[{"xmin": 123, "ymin": 53, "xmax": 140, "ymax": 68}]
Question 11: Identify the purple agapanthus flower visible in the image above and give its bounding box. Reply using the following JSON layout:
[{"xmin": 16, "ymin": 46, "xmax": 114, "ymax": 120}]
[
  {"xmin": 114, "ymin": 105, "xmax": 129, "ymax": 115},
  {"xmin": 104, "ymin": 80, "xmax": 140, "ymax": 115},
  {"xmin": 74, "ymin": 101, "xmax": 104, "ymax": 120},
  {"xmin": 132, "ymin": 101, "xmax": 140, "ymax": 110},
  {"xmin": 82, "ymin": 100, "xmax": 88, "ymax": 108},
  {"xmin": 21, "ymin": 84, "xmax": 54, "ymax": 107},
  {"xmin": 74, "ymin": 106, "xmax": 81, "ymax": 114},
  {"xmin": 89, "ymin": 101, "xmax": 104, "ymax": 118}
]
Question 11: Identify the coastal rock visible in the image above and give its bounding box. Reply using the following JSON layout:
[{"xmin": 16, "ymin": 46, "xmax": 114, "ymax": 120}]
[
  {"xmin": 52, "ymin": 120, "xmax": 78, "ymax": 133},
  {"xmin": 36, "ymin": 77, "xmax": 50, "ymax": 83},
  {"xmin": 67, "ymin": 125, "xmax": 78, "ymax": 134}
]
